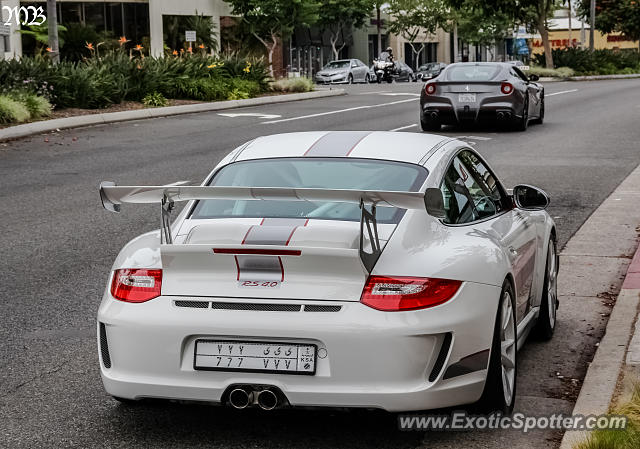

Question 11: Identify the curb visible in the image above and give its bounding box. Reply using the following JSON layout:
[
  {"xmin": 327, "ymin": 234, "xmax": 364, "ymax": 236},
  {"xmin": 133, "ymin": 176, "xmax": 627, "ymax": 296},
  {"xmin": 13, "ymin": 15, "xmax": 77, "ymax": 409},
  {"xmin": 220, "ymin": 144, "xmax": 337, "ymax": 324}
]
[
  {"xmin": 559, "ymin": 238, "xmax": 640, "ymax": 448},
  {"xmin": 539, "ymin": 74, "xmax": 640, "ymax": 83},
  {"xmin": 0, "ymin": 88, "xmax": 346, "ymax": 143}
]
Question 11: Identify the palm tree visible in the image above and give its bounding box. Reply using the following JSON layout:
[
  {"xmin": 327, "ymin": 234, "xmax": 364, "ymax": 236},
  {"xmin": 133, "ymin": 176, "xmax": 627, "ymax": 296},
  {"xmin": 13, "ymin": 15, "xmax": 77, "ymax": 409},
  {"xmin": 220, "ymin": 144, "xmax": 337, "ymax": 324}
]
[{"xmin": 47, "ymin": 0, "xmax": 59, "ymax": 62}]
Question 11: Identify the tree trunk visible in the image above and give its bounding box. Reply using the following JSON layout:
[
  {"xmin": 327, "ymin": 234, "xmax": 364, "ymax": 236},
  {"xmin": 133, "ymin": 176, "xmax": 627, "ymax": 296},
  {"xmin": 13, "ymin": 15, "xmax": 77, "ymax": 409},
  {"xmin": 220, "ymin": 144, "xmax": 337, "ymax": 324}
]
[
  {"xmin": 538, "ymin": 20, "xmax": 553, "ymax": 68},
  {"xmin": 253, "ymin": 32, "xmax": 277, "ymax": 78},
  {"xmin": 330, "ymin": 33, "xmax": 340, "ymax": 60},
  {"xmin": 376, "ymin": 5, "xmax": 382, "ymax": 58},
  {"xmin": 46, "ymin": 0, "xmax": 59, "ymax": 63},
  {"xmin": 589, "ymin": 0, "xmax": 596, "ymax": 50}
]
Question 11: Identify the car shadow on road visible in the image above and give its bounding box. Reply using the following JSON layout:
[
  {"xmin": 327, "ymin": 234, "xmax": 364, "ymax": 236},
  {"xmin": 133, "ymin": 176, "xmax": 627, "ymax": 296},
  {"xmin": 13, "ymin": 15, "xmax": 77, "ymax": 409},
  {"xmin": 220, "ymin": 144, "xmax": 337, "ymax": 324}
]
[{"xmin": 106, "ymin": 401, "xmax": 426, "ymax": 448}]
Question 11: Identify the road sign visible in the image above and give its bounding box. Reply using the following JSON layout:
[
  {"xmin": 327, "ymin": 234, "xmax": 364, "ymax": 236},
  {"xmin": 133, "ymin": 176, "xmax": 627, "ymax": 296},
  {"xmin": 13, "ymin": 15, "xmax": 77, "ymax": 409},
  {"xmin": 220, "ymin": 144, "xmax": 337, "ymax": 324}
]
[{"xmin": 185, "ymin": 31, "xmax": 196, "ymax": 42}]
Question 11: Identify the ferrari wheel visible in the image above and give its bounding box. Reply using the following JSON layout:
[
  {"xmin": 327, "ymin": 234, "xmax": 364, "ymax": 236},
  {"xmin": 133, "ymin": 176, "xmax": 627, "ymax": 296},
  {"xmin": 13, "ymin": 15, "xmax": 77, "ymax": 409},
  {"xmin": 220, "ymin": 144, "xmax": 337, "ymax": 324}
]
[
  {"xmin": 533, "ymin": 234, "xmax": 558, "ymax": 340},
  {"xmin": 515, "ymin": 99, "xmax": 529, "ymax": 131},
  {"xmin": 420, "ymin": 116, "xmax": 441, "ymax": 132},
  {"xmin": 476, "ymin": 280, "xmax": 517, "ymax": 414}
]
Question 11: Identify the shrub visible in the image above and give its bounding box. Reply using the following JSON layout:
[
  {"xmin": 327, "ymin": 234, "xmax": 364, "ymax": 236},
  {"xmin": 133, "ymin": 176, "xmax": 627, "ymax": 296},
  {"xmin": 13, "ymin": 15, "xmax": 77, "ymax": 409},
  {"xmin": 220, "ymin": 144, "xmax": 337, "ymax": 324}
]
[
  {"xmin": 142, "ymin": 92, "xmax": 168, "ymax": 107},
  {"xmin": 270, "ymin": 77, "xmax": 314, "ymax": 93},
  {"xmin": 0, "ymin": 95, "xmax": 30, "ymax": 123},
  {"xmin": 534, "ymin": 48, "xmax": 640, "ymax": 75},
  {"xmin": 21, "ymin": 93, "xmax": 52, "ymax": 118},
  {"xmin": 527, "ymin": 66, "xmax": 575, "ymax": 78}
]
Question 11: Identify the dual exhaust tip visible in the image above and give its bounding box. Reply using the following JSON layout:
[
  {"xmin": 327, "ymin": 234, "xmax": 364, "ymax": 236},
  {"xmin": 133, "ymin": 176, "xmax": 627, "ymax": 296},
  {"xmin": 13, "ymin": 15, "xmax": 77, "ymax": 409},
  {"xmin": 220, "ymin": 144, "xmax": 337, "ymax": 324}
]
[{"xmin": 228, "ymin": 387, "xmax": 279, "ymax": 410}]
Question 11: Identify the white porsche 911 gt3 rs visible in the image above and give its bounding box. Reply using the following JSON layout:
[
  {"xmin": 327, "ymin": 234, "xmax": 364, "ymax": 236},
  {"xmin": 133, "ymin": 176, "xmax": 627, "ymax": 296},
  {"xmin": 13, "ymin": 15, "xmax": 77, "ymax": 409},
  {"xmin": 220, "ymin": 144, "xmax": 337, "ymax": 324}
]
[{"xmin": 97, "ymin": 131, "xmax": 558, "ymax": 413}]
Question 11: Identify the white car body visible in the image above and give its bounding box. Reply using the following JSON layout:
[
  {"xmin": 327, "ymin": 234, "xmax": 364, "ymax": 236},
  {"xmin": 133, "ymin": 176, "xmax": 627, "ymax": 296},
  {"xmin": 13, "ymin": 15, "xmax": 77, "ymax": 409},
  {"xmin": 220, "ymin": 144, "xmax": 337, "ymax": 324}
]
[{"xmin": 97, "ymin": 131, "xmax": 556, "ymax": 412}]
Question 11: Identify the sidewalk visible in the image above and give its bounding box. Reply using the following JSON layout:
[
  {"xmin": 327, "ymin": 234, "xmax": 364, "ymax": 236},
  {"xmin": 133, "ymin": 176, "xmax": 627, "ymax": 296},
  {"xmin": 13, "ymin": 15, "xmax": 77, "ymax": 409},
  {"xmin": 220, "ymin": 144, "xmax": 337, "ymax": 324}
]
[
  {"xmin": 0, "ymin": 88, "xmax": 345, "ymax": 143},
  {"xmin": 559, "ymin": 165, "xmax": 640, "ymax": 448}
]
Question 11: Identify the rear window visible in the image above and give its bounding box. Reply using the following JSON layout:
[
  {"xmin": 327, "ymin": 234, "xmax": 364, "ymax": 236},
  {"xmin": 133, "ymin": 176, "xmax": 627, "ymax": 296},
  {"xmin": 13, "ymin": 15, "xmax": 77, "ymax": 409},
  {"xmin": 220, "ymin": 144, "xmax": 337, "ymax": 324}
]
[
  {"xmin": 191, "ymin": 158, "xmax": 428, "ymax": 223},
  {"xmin": 445, "ymin": 65, "xmax": 502, "ymax": 82}
]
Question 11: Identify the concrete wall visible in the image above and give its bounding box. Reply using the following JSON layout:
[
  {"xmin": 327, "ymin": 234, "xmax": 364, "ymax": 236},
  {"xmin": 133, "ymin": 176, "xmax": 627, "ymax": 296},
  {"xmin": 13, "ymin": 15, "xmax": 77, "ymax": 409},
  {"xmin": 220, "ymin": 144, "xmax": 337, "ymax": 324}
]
[{"xmin": 2, "ymin": 0, "xmax": 22, "ymax": 59}]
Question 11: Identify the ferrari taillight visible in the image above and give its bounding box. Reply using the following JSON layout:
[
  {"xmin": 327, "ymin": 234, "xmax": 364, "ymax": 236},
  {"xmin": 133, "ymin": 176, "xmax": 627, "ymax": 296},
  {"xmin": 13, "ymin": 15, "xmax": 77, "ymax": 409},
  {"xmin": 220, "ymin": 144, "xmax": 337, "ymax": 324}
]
[
  {"xmin": 111, "ymin": 269, "xmax": 162, "ymax": 303},
  {"xmin": 501, "ymin": 82, "xmax": 513, "ymax": 94},
  {"xmin": 425, "ymin": 83, "xmax": 436, "ymax": 95},
  {"xmin": 360, "ymin": 276, "xmax": 461, "ymax": 311}
]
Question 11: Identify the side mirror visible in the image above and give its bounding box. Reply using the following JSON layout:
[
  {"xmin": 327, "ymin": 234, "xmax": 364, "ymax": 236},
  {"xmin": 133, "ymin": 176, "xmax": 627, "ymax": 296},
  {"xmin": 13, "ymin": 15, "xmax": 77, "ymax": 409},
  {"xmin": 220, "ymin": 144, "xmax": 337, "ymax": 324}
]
[
  {"xmin": 513, "ymin": 184, "xmax": 549, "ymax": 210},
  {"xmin": 528, "ymin": 74, "xmax": 539, "ymax": 81},
  {"xmin": 425, "ymin": 188, "xmax": 447, "ymax": 218}
]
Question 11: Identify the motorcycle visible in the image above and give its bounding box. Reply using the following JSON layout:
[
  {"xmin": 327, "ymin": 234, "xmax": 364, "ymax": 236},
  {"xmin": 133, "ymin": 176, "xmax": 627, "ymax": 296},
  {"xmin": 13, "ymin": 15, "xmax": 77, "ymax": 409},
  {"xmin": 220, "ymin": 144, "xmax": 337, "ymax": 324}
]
[{"xmin": 373, "ymin": 59, "xmax": 395, "ymax": 84}]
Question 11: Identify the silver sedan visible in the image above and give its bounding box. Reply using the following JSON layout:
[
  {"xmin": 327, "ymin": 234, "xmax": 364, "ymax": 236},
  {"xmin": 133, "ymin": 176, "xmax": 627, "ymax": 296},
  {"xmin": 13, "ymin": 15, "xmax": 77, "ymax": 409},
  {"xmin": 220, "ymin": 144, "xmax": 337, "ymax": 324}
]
[{"xmin": 315, "ymin": 59, "xmax": 371, "ymax": 84}]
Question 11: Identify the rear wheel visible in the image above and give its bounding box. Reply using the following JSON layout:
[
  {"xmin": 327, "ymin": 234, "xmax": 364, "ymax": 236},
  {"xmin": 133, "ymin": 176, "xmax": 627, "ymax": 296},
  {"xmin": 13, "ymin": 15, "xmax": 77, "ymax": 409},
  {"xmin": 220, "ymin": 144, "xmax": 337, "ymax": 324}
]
[
  {"xmin": 476, "ymin": 280, "xmax": 517, "ymax": 414},
  {"xmin": 348, "ymin": 74, "xmax": 353, "ymax": 84},
  {"xmin": 420, "ymin": 116, "xmax": 441, "ymax": 132},
  {"xmin": 533, "ymin": 234, "xmax": 558, "ymax": 340}
]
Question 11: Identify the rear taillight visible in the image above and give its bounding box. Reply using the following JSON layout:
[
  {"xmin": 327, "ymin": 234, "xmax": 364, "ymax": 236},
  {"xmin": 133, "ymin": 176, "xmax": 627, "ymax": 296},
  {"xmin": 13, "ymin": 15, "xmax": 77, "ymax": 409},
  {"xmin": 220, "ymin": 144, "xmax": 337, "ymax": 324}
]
[
  {"xmin": 360, "ymin": 276, "xmax": 461, "ymax": 311},
  {"xmin": 110, "ymin": 269, "xmax": 162, "ymax": 303},
  {"xmin": 425, "ymin": 83, "xmax": 436, "ymax": 95},
  {"xmin": 501, "ymin": 82, "xmax": 513, "ymax": 94}
]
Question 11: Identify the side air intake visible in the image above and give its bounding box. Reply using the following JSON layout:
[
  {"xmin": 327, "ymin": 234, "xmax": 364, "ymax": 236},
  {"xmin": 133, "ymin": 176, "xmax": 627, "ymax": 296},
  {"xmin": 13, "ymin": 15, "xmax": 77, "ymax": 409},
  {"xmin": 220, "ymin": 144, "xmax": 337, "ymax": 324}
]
[{"xmin": 99, "ymin": 322, "xmax": 112, "ymax": 369}]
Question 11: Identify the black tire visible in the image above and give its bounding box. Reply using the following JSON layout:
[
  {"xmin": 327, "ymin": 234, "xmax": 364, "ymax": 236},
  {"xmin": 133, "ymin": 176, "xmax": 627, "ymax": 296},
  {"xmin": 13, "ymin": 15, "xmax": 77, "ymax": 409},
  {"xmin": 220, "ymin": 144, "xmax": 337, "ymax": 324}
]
[
  {"xmin": 533, "ymin": 234, "xmax": 558, "ymax": 340},
  {"xmin": 515, "ymin": 98, "xmax": 529, "ymax": 131},
  {"xmin": 113, "ymin": 396, "xmax": 139, "ymax": 405},
  {"xmin": 376, "ymin": 76, "xmax": 382, "ymax": 84},
  {"xmin": 420, "ymin": 116, "xmax": 441, "ymax": 132},
  {"xmin": 386, "ymin": 77, "xmax": 393, "ymax": 84},
  {"xmin": 365, "ymin": 74, "xmax": 370, "ymax": 84},
  {"xmin": 532, "ymin": 96, "xmax": 545, "ymax": 124},
  {"xmin": 476, "ymin": 280, "xmax": 517, "ymax": 414},
  {"xmin": 348, "ymin": 74, "xmax": 353, "ymax": 84}
]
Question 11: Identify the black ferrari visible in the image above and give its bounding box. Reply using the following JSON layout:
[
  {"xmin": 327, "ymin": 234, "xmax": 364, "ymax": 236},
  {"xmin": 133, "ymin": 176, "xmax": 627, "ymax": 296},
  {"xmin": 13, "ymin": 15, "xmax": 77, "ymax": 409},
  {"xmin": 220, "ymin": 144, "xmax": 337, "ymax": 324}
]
[{"xmin": 419, "ymin": 62, "xmax": 544, "ymax": 131}]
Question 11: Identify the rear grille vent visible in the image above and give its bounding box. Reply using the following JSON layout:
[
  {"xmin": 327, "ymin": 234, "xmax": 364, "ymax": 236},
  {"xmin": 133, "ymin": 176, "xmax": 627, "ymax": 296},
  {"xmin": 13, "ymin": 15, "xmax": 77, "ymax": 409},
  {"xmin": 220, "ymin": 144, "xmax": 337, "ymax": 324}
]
[
  {"xmin": 304, "ymin": 305, "xmax": 342, "ymax": 312},
  {"xmin": 428, "ymin": 332, "xmax": 452, "ymax": 382},
  {"xmin": 211, "ymin": 302, "xmax": 302, "ymax": 312},
  {"xmin": 173, "ymin": 300, "xmax": 343, "ymax": 313},
  {"xmin": 99, "ymin": 322, "xmax": 112, "ymax": 369},
  {"xmin": 175, "ymin": 300, "xmax": 210, "ymax": 308}
]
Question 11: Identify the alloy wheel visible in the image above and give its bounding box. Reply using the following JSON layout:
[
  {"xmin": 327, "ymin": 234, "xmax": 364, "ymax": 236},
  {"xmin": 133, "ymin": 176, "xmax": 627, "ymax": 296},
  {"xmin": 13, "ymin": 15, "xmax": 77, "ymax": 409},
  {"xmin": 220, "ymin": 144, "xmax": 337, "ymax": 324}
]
[{"xmin": 500, "ymin": 290, "xmax": 516, "ymax": 406}]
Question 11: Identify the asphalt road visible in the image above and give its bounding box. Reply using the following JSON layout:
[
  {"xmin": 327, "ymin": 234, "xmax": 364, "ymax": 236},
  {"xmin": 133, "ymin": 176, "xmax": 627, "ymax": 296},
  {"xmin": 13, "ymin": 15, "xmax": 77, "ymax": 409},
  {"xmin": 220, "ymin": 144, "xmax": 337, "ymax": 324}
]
[{"xmin": 1, "ymin": 79, "xmax": 640, "ymax": 448}]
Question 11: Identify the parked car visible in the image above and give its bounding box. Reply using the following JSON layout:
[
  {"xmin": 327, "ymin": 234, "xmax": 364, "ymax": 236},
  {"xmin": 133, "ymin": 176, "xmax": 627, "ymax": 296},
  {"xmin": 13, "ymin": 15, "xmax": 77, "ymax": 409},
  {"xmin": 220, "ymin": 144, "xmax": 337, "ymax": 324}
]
[
  {"xmin": 395, "ymin": 61, "xmax": 418, "ymax": 82},
  {"xmin": 420, "ymin": 62, "xmax": 544, "ymax": 131},
  {"xmin": 98, "ymin": 130, "xmax": 557, "ymax": 414},
  {"xmin": 315, "ymin": 59, "xmax": 371, "ymax": 84},
  {"xmin": 416, "ymin": 62, "xmax": 447, "ymax": 80}
]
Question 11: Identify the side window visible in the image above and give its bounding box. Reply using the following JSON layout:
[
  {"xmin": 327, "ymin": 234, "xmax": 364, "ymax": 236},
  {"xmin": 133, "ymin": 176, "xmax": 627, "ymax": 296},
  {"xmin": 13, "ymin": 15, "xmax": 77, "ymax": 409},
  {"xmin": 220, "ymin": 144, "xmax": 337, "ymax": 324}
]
[{"xmin": 439, "ymin": 150, "xmax": 507, "ymax": 224}]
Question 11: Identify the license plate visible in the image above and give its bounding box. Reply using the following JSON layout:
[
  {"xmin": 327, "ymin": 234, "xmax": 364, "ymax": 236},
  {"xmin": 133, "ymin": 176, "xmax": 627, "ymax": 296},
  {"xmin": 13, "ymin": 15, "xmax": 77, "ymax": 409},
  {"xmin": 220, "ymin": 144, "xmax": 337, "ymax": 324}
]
[
  {"xmin": 194, "ymin": 340, "xmax": 316, "ymax": 375},
  {"xmin": 458, "ymin": 93, "xmax": 476, "ymax": 102}
]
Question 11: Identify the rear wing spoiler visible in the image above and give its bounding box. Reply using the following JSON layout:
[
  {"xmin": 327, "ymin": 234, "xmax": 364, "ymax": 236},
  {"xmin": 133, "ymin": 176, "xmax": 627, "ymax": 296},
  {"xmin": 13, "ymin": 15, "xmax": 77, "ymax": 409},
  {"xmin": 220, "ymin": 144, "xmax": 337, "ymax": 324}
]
[{"xmin": 99, "ymin": 181, "xmax": 445, "ymax": 272}]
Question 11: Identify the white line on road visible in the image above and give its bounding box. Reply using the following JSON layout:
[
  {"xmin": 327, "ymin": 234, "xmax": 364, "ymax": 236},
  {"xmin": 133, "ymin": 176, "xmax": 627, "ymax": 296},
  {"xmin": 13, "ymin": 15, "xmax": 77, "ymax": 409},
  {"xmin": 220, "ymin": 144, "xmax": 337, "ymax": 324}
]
[
  {"xmin": 546, "ymin": 89, "xmax": 578, "ymax": 96},
  {"xmin": 389, "ymin": 124, "xmax": 418, "ymax": 131},
  {"xmin": 379, "ymin": 93, "xmax": 421, "ymax": 97},
  {"xmin": 261, "ymin": 98, "xmax": 419, "ymax": 124},
  {"xmin": 219, "ymin": 113, "xmax": 282, "ymax": 119}
]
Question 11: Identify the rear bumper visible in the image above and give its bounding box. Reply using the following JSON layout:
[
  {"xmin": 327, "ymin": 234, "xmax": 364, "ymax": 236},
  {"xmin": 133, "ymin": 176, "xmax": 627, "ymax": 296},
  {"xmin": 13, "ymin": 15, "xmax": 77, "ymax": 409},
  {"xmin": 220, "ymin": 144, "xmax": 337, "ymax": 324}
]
[
  {"xmin": 421, "ymin": 94, "xmax": 522, "ymax": 124},
  {"xmin": 97, "ymin": 282, "xmax": 500, "ymax": 411}
]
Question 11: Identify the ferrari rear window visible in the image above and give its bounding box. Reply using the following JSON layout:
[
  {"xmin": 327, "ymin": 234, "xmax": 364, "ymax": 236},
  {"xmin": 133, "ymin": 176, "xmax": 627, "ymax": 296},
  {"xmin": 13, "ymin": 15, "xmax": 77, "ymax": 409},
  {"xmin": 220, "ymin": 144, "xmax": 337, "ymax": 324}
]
[
  {"xmin": 445, "ymin": 65, "xmax": 502, "ymax": 82},
  {"xmin": 190, "ymin": 158, "xmax": 428, "ymax": 223}
]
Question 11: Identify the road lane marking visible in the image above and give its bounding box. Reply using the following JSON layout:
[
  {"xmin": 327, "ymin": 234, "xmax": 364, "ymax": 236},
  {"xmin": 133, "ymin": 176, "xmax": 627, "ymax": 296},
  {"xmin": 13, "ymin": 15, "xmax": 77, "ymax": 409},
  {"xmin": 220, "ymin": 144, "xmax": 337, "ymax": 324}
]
[
  {"xmin": 219, "ymin": 113, "xmax": 282, "ymax": 119},
  {"xmin": 261, "ymin": 98, "xmax": 419, "ymax": 124},
  {"xmin": 379, "ymin": 93, "xmax": 421, "ymax": 97},
  {"xmin": 390, "ymin": 124, "xmax": 418, "ymax": 131},
  {"xmin": 546, "ymin": 89, "xmax": 578, "ymax": 96}
]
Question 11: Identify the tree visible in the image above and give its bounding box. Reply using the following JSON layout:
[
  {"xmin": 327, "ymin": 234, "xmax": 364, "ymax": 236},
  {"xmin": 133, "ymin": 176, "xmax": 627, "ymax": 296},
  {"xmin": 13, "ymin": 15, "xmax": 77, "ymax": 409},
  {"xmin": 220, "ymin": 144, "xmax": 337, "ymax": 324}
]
[
  {"xmin": 386, "ymin": 0, "xmax": 450, "ymax": 69},
  {"xmin": 227, "ymin": 0, "xmax": 319, "ymax": 76},
  {"xmin": 453, "ymin": 5, "xmax": 514, "ymax": 60},
  {"xmin": 578, "ymin": 0, "xmax": 640, "ymax": 45},
  {"xmin": 447, "ymin": 0, "xmax": 559, "ymax": 68},
  {"xmin": 317, "ymin": 0, "xmax": 376, "ymax": 60},
  {"xmin": 47, "ymin": 0, "xmax": 60, "ymax": 63}
]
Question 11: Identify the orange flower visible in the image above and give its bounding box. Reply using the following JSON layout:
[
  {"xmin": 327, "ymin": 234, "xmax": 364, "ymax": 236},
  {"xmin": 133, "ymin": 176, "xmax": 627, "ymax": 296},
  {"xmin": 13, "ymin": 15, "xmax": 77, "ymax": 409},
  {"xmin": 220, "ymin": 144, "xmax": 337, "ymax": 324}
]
[
  {"xmin": 198, "ymin": 44, "xmax": 205, "ymax": 49},
  {"xmin": 85, "ymin": 42, "xmax": 94, "ymax": 50},
  {"xmin": 134, "ymin": 44, "xmax": 143, "ymax": 51},
  {"xmin": 187, "ymin": 47, "xmax": 193, "ymax": 54},
  {"xmin": 172, "ymin": 50, "xmax": 178, "ymax": 56},
  {"xmin": 118, "ymin": 36, "xmax": 128, "ymax": 46},
  {"xmin": 46, "ymin": 47, "xmax": 52, "ymax": 53}
]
